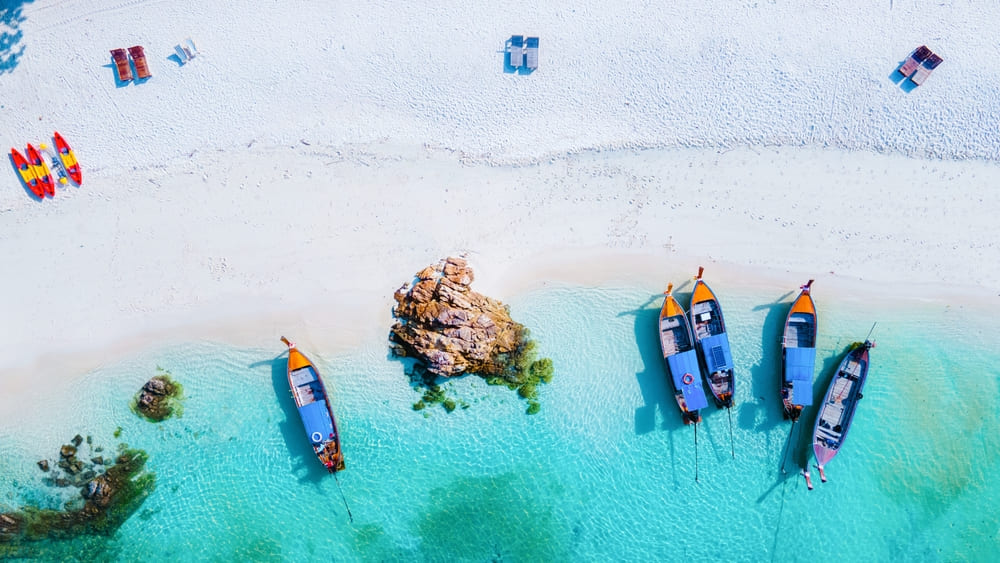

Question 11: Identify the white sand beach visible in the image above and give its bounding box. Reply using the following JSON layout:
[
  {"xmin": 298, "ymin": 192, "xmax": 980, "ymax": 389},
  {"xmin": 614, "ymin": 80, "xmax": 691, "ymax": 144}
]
[{"xmin": 2, "ymin": 1, "xmax": 999, "ymax": 400}]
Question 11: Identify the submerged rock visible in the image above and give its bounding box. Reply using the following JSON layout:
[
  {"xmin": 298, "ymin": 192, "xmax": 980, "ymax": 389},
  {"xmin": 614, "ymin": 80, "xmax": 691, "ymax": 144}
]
[
  {"xmin": 0, "ymin": 438, "xmax": 155, "ymax": 556},
  {"xmin": 132, "ymin": 371, "xmax": 184, "ymax": 422},
  {"xmin": 390, "ymin": 257, "xmax": 524, "ymax": 378}
]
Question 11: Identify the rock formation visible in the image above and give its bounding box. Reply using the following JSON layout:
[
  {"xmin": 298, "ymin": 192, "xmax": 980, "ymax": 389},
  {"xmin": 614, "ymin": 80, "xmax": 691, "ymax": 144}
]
[
  {"xmin": 133, "ymin": 372, "xmax": 183, "ymax": 422},
  {"xmin": 1, "ymin": 436, "xmax": 154, "ymax": 556},
  {"xmin": 391, "ymin": 257, "xmax": 526, "ymax": 378}
]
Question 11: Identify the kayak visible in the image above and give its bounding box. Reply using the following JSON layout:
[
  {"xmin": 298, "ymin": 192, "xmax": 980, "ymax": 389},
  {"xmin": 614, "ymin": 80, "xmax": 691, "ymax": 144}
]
[
  {"xmin": 11, "ymin": 148, "xmax": 45, "ymax": 198},
  {"xmin": 25, "ymin": 144, "xmax": 55, "ymax": 197},
  {"xmin": 53, "ymin": 131, "xmax": 82, "ymax": 185}
]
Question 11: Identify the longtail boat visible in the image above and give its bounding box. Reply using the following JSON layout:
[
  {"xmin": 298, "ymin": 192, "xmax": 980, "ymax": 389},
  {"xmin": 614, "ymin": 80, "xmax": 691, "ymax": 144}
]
[
  {"xmin": 811, "ymin": 336, "xmax": 874, "ymax": 483},
  {"xmin": 688, "ymin": 267, "xmax": 735, "ymax": 409},
  {"xmin": 781, "ymin": 280, "xmax": 817, "ymax": 422},
  {"xmin": 658, "ymin": 283, "xmax": 708, "ymax": 425},
  {"xmin": 281, "ymin": 336, "xmax": 345, "ymax": 473}
]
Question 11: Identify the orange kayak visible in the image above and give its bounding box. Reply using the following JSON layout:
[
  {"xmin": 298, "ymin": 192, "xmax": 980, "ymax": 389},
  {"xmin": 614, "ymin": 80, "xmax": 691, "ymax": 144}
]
[
  {"xmin": 25, "ymin": 144, "xmax": 55, "ymax": 197},
  {"xmin": 11, "ymin": 148, "xmax": 45, "ymax": 198},
  {"xmin": 53, "ymin": 131, "xmax": 82, "ymax": 185}
]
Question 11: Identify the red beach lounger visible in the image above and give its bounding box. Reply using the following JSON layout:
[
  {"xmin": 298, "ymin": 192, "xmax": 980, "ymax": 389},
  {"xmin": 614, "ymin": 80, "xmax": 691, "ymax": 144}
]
[
  {"xmin": 110, "ymin": 48, "xmax": 133, "ymax": 81},
  {"xmin": 910, "ymin": 53, "xmax": 943, "ymax": 86},
  {"xmin": 128, "ymin": 46, "xmax": 152, "ymax": 79},
  {"xmin": 899, "ymin": 45, "xmax": 931, "ymax": 77}
]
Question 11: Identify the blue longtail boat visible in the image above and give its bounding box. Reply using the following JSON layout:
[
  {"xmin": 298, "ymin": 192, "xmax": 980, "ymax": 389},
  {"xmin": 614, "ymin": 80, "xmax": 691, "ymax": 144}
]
[
  {"xmin": 811, "ymin": 335, "xmax": 874, "ymax": 483},
  {"xmin": 281, "ymin": 336, "xmax": 345, "ymax": 473},
  {"xmin": 658, "ymin": 283, "xmax": 708, "ymax": 425},
  {"xmin": 781, "ymin": 280, "xmax": 817, "ymax": 422},
  {"xmin": 688, "ymin": 267, "xmax": 735, "ymax": 409}
]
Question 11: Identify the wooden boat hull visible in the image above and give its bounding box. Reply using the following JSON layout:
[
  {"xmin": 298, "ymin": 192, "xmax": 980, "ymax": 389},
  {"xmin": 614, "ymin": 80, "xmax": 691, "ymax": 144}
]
[
  {"xmin": 781, "ymin": 281, "xmax": 817, "ymax": 421},
  {"xmin": 25, "ymin": 144, "xmax": 55, "ymax": 197},
  {"xmin": 659, "ymin": 287, "xmax": 708, "ymax": 424},
  {"xmin": 282, "ymin": 337, "xmax": 345, "ymax": 473},
  {"xmin": 689, "ymin": 269, "xmax": 735, "ymax": 408},
  {"xmin": 812, "ymin": 340, "xmax": 873, "ymax": 471},
  {"xmin": 53, "ymin": 132, "xmax": 82, "ymax": 185},
  {"xmin": 11, "ymin": 148, "xmax": 44, "ymax": 198}
]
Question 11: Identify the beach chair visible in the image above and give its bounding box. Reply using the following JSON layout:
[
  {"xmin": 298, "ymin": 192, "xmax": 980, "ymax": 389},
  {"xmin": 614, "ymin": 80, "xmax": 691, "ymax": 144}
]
[
  {"xmin": 899, "ymin": 45, "xmax": 931, "ymax": 77},
  {"xmin": 128, "ymin": 46, "xmax": 152, "ymax": 79},
  {"xmin": 507, "ymin": 35, "xmax": 524, "ymax": 69},
  {"xmin": 175, "ymin": 37, "xmax": 199, "ymax": 63},
  {"xmin": 110, "ymin": 48, "xmax": 133, "ymax": 82},
  {"xmin": 910, "ymin": 53, "xmax": 943, "ymax": 86},
  {"xmin": 184, "ymin": 37, "xmax": 199, "ymax": 59},
  {"xmin": 525, "ymin": 37, "xmax": 539, "ymax": 70}
]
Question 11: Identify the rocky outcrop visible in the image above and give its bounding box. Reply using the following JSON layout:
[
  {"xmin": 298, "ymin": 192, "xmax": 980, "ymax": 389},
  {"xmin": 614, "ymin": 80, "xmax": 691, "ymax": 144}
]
[
  {"xmin": 3, "ymin": 437, "xmax": 154, "ymax": 556},
  {"xmin": 133, "ymin": 373, "xmax": 183, "ymax": 422},
  {"xmin": 391, "ymin": 257, "xmax": 525, "ymax": 377}
]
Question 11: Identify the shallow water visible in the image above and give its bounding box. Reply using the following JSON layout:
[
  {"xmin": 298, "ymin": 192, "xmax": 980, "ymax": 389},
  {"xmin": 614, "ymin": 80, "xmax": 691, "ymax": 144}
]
[{"xmin": 1, "ymin": 282, "xmax": 998, "ymax": 561}]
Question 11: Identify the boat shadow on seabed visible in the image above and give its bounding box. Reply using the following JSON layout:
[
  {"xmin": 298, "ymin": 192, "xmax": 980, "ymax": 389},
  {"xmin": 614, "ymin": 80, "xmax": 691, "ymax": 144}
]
[
  {"xmin": 620, "ymin": 285, "xmax": 732, "ymax": 483},
  {"xmin": 756, "ymin": 343, "xmax": 851, "ymax": 560},
  {"xmin": 743, "ymin": 293, "xmax": 795, "ymax": 434},
  {"xmin": 247, "ymin": 356, "xmax": 332, "ymax": 485}
]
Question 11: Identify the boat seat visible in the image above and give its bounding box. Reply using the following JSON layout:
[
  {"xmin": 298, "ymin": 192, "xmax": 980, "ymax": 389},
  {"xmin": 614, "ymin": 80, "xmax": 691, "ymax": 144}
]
[{"xmin": 290, "ymin": 367, "xmax": 317, "ymax": 386}]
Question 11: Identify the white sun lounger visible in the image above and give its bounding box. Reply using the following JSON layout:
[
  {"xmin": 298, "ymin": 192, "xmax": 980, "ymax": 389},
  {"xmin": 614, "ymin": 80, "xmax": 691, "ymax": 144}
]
[
  {"xmin": 184, "ymin": 38, "xmax": 199, "ymax": 57},
  {"xmin": 525, "ymin": 37, "xmax": 539, "ymax": 70},
  {"xmin": 176, "ymin": 37, "xmax": 199, "ymax": 64},
  {"xmin": 507, "ymin": 35, "xmax": 524, "ymax": 69}
]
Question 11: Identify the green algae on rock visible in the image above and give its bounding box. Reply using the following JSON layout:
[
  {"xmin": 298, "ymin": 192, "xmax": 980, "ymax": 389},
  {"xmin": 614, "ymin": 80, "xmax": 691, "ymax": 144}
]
[
  {"xmin": 0, "ymin": 439, "xmax": 155, "ymax": 558},
  {"xmin": 391, "ymin": 257, "xmax": 555, "ymax": 414},
  {"xmin": 131, "ymin": 368, "xmax": 184, "ymax": 422}
]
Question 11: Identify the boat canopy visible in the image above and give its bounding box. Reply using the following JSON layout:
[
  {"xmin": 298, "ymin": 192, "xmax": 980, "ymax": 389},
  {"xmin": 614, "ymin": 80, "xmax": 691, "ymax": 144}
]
[
  {"xmin": 297, "ymin": 401, "xmax": 333, "ymax": 444},
  {"xmin": 699, "ymin": 333, "xmax": 733, "ymax": 373},
  {"xmin": 785, "ymin": 347, "xmax": 815, "ymax": 406},
  {"xmin": 667, "ymin": 350, "xmax": 709, "ymax": 411}
]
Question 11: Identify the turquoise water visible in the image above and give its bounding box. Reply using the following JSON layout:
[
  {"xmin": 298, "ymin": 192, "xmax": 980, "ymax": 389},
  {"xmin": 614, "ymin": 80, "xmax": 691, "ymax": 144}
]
[{"xmin": 1, "ymin": 283, "xmax": 998, "ymax": 561}]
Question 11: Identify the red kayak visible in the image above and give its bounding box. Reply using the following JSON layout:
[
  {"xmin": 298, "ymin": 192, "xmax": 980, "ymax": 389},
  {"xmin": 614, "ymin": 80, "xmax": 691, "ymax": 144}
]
[
  {"xmin": 11, "ymin": 148, "xmax": 45, "ymax": 198},
  {"xmin": 25, "ymin": 144, "xmax": 55, "ymax": 197},
  {"xmin": 53, "ymin": 131, "xmax": 82, "ymax": 185}
]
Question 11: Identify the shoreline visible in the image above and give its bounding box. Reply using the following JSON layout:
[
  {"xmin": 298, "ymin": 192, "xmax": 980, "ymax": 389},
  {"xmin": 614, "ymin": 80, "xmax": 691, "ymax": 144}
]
[
  {"xmin": 2, "ymin": 143, "xmax": 998, "ymax": 392},
  {"xmin": 1, "ymin": 243, "xmax": 995, "ymax": 401}
]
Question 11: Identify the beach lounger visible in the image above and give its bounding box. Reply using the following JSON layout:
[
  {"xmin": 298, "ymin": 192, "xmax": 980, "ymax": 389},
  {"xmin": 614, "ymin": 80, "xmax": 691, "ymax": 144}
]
[
  {"xmin": 525, "ymin": 37, "xmax": 539, "ymax": 70},
  {"xmin": 128, "ymin": 46, "xmax": 152, "ymax": 79},
  {"xmin": 184, "ymin": 37, "xmax": 199, "ymax": 59},
  {"xmin": 507, "ymin": 35, "xmax": 524, "ymax": 69},
  {"xmin": 910, "ymin": 53, "xmax": 943, "ymax": 86},
  {"xmin": 110, "ymin": 48, "xmax": 133, "ymax": 82},
  {"xmin": 175, "ymin": 37, "xmax": 199, "ymax": 64},
  {"xmin": 899, "ymin": 45, "xmax": 931, "ymax": 77}
]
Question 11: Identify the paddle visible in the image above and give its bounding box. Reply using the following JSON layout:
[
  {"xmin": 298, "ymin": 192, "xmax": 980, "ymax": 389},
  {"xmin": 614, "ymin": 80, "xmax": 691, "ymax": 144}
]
[{"xmin": 334, "ymin": 473, "xmax": 354, "ymax": 523}]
